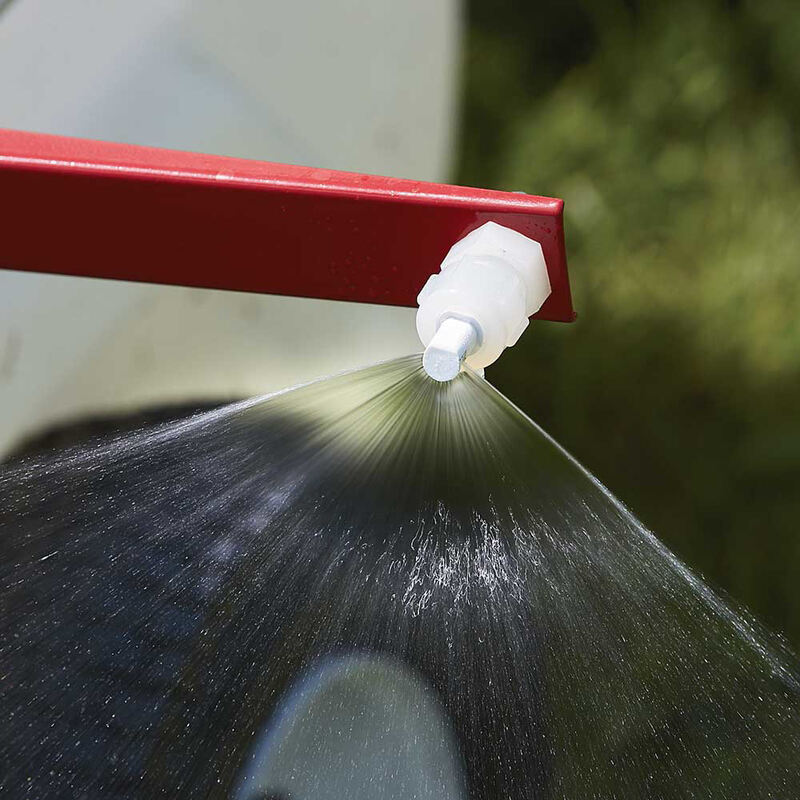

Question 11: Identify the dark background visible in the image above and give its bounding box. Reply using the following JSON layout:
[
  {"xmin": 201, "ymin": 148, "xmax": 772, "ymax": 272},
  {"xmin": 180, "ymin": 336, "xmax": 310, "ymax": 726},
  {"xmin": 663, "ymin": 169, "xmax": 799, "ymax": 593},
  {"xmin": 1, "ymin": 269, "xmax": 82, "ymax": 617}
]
[{"xmin": 461, "ymin": 0, "xmax": 800, "ymax": 648}]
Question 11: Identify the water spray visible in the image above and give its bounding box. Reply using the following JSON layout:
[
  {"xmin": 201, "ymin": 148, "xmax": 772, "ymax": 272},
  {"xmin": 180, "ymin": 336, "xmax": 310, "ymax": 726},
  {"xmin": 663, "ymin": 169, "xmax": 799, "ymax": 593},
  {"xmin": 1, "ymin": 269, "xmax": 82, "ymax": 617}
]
[
  {"xmin": 416, "ymin": 222, "xmax": 552, "ymax": 381},
  {"xmin": 4, "ymin": 131, "xmax": 800, "ymax": 800}
]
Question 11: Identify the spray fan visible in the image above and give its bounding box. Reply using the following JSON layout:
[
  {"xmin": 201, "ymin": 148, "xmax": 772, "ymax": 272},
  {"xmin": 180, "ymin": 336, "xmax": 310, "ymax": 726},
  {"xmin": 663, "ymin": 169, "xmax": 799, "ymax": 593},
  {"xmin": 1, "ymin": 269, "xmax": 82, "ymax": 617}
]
[{"xmin": 0, "ymin": 129, "xmax": 575, "ymax": 799}]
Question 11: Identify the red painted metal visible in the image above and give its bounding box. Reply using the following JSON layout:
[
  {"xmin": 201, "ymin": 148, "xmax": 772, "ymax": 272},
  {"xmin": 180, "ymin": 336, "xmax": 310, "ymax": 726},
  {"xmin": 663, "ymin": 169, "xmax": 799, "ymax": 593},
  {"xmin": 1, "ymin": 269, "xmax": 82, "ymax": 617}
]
[{"xmin": 0, "ymin": 130, "xmax": 574, "ymax": 322}]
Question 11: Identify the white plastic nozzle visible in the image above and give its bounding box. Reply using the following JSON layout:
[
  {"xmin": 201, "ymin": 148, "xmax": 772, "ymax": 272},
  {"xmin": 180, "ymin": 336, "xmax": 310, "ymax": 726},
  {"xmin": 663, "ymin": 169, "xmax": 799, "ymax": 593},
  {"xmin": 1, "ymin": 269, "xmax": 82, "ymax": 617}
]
[{"xmin": 416, "ymin": 222, "xmax": 551, "ymax": 381}]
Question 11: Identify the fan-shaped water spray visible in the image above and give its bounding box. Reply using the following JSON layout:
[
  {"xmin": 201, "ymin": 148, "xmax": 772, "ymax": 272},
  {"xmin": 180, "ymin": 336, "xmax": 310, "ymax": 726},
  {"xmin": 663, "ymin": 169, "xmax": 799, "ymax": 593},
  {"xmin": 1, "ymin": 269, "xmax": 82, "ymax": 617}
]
[{"xmin": 1, "ymin": 355, "xmax": 799, "ymax": 798}]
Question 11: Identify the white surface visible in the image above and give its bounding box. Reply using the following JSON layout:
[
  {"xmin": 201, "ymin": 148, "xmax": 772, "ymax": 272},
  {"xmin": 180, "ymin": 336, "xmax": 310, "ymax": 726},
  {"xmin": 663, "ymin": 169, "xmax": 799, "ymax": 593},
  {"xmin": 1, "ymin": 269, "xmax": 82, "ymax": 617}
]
[
  {"xmin": 0, "ymin": 0, "xmax": 460, "ymax": 178},
  {"xmin": 0, "ymin": 0, "xmax": 460, "ymax": 456},
  {"xmin": 417, "ymin": 222, "xmax": 551, "ymax": 371}
]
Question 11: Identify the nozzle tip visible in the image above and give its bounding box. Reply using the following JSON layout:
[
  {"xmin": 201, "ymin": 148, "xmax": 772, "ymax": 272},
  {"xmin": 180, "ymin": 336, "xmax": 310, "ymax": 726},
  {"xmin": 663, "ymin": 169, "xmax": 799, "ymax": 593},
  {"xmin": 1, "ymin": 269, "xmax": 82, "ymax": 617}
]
[
  {"xmin": 422, "ymin": 317, "xmax": 479, "ymax": 382},
  {"xmin": 423, "ymin": 346, "xmax": 463, "ymax": 382}
]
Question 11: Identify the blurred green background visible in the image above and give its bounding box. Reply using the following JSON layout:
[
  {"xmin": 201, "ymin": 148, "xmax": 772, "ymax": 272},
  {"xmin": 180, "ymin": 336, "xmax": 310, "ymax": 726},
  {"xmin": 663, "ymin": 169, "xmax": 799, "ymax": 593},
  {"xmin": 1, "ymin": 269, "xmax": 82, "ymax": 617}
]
[{"xmin": 461, "ymin": 0, "xmax": 800, "ymax": 648}]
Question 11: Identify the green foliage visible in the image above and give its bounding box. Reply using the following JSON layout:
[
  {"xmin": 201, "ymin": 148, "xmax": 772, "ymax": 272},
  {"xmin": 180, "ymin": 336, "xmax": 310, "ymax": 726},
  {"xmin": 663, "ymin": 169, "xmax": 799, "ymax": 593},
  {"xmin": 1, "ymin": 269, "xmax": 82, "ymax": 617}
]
[{"xmin": 460, "ymin": 0, "xmax": 800, "ymax": 646}]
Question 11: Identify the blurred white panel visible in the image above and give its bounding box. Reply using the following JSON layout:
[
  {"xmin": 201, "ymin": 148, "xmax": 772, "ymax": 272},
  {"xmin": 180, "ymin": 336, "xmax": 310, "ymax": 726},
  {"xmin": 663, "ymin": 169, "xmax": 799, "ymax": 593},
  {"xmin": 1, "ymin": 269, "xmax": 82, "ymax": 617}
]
[
  {"xmin": 0, "ymin": 0, "xmax": 191, "ymax": 135},
  {"xmin": 188, "ymin": 0, "xmax": 461, "ymax": 178},
  {"xmin": 0, "ymin": 0, "xmax": 460, "ymax": 178}
]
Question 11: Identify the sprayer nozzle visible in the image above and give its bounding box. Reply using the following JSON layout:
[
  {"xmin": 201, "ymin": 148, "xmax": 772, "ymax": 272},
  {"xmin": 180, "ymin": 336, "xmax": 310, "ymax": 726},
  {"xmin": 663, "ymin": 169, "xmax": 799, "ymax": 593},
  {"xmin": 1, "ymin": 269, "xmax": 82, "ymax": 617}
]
[
  {"xmin": 422, "ymin": 317, "xmax": 479, "ymax": 382},
  {"xmin": 416, "ymin": 222, "xmax": 550, "ymax": 373}
]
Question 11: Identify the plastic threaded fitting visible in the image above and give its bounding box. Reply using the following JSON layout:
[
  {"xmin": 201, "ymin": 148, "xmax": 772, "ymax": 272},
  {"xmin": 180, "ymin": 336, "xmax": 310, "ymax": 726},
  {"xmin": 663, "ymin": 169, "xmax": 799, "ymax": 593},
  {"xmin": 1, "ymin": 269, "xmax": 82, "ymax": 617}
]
[{"xmin": 416, "ymin": 222, "xmax": 551, "ymax": 381}]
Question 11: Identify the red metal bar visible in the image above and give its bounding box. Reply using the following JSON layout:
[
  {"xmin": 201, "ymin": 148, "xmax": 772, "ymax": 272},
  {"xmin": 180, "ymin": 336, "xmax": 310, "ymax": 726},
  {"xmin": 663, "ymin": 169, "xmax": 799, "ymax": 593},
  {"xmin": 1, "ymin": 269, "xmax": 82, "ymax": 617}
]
[{"xmin": 0, "ymin": 130, "xmax": 574, "ymax": 322}]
